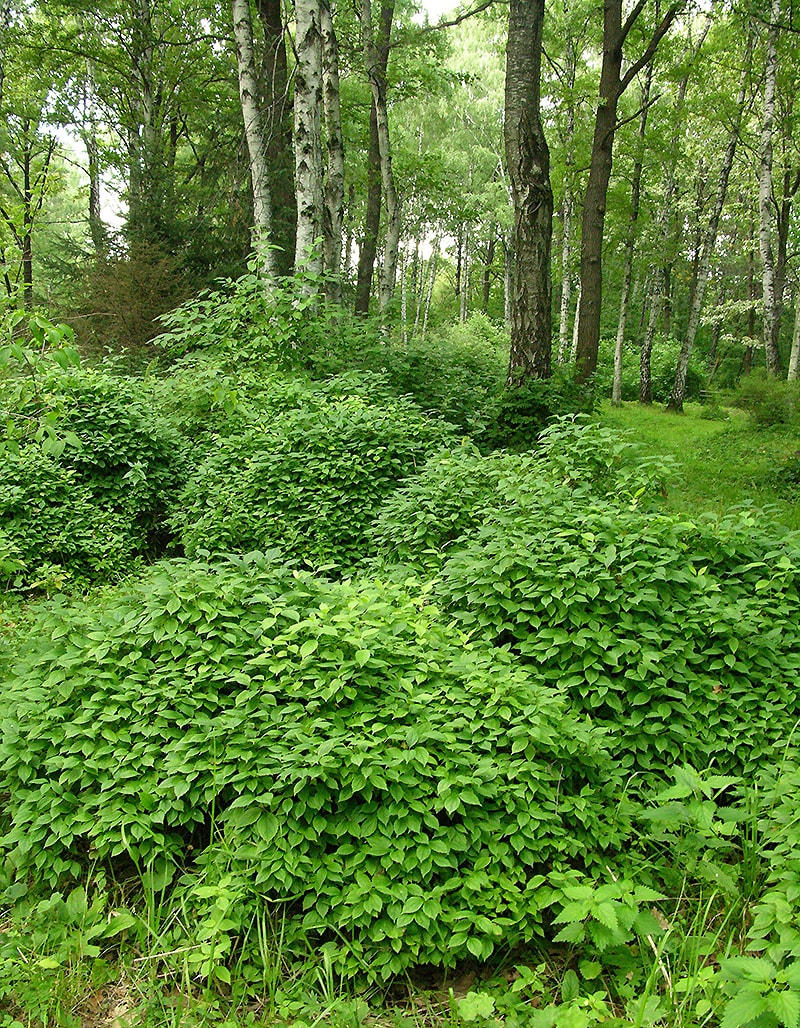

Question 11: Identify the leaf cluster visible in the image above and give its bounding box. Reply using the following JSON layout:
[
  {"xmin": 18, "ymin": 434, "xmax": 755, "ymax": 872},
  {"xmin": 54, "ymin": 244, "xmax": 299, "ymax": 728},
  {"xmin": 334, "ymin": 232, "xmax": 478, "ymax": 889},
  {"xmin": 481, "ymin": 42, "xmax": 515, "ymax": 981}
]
[{"xmin": 0, "ymin": 556, "xmax": 627, "ymax": 977}]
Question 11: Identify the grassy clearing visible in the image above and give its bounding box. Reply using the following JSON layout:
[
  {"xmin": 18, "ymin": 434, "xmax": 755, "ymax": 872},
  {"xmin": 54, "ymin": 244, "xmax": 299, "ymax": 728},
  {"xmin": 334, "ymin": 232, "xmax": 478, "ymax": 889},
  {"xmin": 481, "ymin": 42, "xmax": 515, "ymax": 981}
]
[{"xmin": 601, "ymin": 401, "xmax": 800, "ymax": 529}]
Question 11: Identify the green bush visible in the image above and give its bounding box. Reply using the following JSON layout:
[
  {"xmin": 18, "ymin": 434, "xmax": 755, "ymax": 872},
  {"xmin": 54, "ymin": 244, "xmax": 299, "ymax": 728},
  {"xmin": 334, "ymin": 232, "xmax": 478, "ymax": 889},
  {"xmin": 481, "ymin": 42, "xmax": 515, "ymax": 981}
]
[
  {"xmin": 436, "ymin": 497, "xmax": 800, "ymax": 778},
  {"xmin": 370, "ymin": 315, "xmax": 507, "ymax": 435},
  {"xmin": 479, "ymin": 371, "xmax": 595, "ymax": 451},
  {"xmin": 0, "ymin": 452, "xmax": 138, "ymax": 587},
  {"xmin": 731, "ymin": 371, "xmax": 800, "ymax": 428},
  {"xmin": 370, "ymin": 419, "xmax": 674, "ymax": 575},
  {"xmin": 172, "ymin": 393, "xmax": 455, "ymax": 566},
  {"xmin": 368, "ymin": 443, "xmax": 536, "ymax": 572},
  {"xmin": 0, "ymin": 556, "xmax": 627, "ymax": 977},
  {"xmin": 0, "ymin": 365, "xmax": 183, "ymax": 587}
]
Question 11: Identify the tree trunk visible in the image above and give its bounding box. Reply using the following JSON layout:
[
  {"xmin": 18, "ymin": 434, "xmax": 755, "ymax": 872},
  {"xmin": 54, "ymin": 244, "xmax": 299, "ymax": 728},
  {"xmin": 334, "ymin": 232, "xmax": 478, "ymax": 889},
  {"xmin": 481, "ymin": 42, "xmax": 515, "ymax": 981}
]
[
  {"xmin": 504, "ymin": 0, "xmax": 552, "ymax": 386},
  {"xmin": 232, "ymin": 0, "xmax": 275, "ymax": 276},
  {"xmin": 294, "ymin": 0, "xmax": 324, "ymax": 277},
  {"xmin": 361, "ymin": 0, "xmax": 400, "ymax": 315},
  {"xmin": 482, "ymin": 230, "xmax": 495, "ymax": 311},
  {"xmin": 788, "ymin": 292, "xmax": 800, "ymax": 381},
  {"xmin": 320, "ymin": 0, "xmax": 344, "ymax": 301},
  {"xmin": 354, "ymin": 1, "xmax": 391, "ymax": 316},
  {"xmin": 256, "ymin": 0, "xmax": 295, "ymax": 276},
  {"xmin": 422, "ymin": 236, "xmax": 439, "ymax": 340},
  {"xmin": 575, "ymin": 0, "xmax": 681, "ymax": 383},
  {"xmin": 639, "ymin": 278, "xmax": 661, "ymax": 404},
  {"xmin": 557, "ymin": 189, "xmax": 573, "ymax": 364},
  {"xmin": 667, "ymin": 40, "xmax": 750, "ymax": 412},
  {"xmin": 613, "ymin": 65, "xmax": 652, "ymax": 404},
  {"xmin": 758, "ymin": 0, "xmax": 781, "ymax": 375}
]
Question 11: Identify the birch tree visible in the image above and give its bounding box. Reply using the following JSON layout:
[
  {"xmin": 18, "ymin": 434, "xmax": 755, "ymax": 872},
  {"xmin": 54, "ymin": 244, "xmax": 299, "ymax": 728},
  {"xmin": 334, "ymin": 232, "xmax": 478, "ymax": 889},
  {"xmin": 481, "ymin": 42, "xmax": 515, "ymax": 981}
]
[
  {"xmin": 667, "ymin": 33, "xmax": 752, "ymax": 412},
  {"xmin": 758, "ymin": 0, "xmax": 781, "ymax": 376},
  {"xmin": 320, "ymin": 0, "xmax": 344, "ymax": 301},
  {"xmin": 294, "ymin": 0, "xmax": 324, "ymax": 275},
  {"xmin": 232, "ymin": 0, "xmax": 275, "ymax": 277}
]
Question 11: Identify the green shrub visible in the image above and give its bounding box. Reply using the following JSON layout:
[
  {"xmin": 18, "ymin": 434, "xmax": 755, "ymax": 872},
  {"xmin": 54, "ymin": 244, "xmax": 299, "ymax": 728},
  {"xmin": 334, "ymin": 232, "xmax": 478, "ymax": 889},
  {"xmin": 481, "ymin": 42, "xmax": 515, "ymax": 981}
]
[
  {"xmin": 370, "ymin": 315, "xmax": 507, "ymax": 435},
  {"xmin": 0, "ymin": 365, "xmax": 183, "ymax": 587},
  {"xmin": 479, "ymin": 371, "xmax": 595, "ymax": 452},
  {"xmin": 0, "ymin": 451, "xmax": 139, "ymax": 587},
  {"xmin": 436, "ymin": 498, "xmax": 800, "ymax": 778},
  {"xmin": 731, "ymin": 371, "xmax": 800, "ymax": 428},
  {"xmin": 172, "ymin": 393, "xmax": 455, "ymax": 566},
  {"xmin": 368, "ymin": 443, "xmax": 536, "ymax": 572},
  {"xmin": 0, "ymin": 556, "xmax": 627, "ymax": 977},
  {"xmin": 370, "ymin": 419, "xmax": 674, "ymax": 575}
]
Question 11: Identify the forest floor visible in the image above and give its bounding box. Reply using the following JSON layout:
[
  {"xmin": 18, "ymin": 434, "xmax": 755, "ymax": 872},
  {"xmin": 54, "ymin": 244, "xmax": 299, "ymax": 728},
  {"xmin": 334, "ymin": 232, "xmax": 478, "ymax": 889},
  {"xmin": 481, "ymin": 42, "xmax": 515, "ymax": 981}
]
[{"xmin": 602, "ymin": 400, "xmax": 800, "ymax": 528}]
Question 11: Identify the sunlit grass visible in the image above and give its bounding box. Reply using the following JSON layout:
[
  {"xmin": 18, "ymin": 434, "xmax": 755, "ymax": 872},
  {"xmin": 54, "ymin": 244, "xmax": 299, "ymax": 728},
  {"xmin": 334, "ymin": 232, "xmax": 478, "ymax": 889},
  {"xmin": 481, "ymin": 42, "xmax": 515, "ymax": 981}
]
[{"xmin": 601, "ymin": 400, "xmax": 800, "ymax": 529}]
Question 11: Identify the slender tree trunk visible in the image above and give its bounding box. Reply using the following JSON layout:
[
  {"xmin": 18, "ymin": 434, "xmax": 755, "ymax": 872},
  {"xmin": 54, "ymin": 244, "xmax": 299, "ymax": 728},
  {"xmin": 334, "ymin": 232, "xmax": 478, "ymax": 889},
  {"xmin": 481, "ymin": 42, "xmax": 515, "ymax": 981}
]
[
  {"xmin": 571, "ymin": 282, "xmax": 581, "ymax": 362},
  {"xmin": 354, "ymin": 1, "xmax": 391, "ymax": 315},
  {"xmin": 232, "ymin": 0, "xmax": 275, "ymax": 276},
  {"xmin": 759, "ymin": 0, "xmax": 781, "ymax": 375},
  {"xmin": 294, "ymin": 0, "xmax": 324, "ymax": 277},
  {"xmin": 422, "ymin": 236, "xmax": 439, "ymax": 340},
  {"xmin": 256, "ymin": 0, "xmax": 295, "ymax": 276},
  {"xmin": 320, "ymin": 0, "xmax": 344, "ymax": 301},
  {"xmin": 558, "ymin": 189, "xmax": 573, "ymax": 364},
  {"xmin": 613, "ymin": 65, "xmax": 652, "ymax": 404},
  {"xmin": 482, "ymin": 230, "xmax": 495, "ymax": 311},
  {"xmin": 361, "ymin": 0, "xmax": 400, "ymax": 315},
  {"xmin": 667, "ymin": 41, "xmax": 750, "ymax": 412},
  {"xmin": 640, "ymin": 278, "xmax": 661, "ymax": 404},
  {"xmin": 788, "ymin": 292, "xmax": 800, "ymax": 381},
  {"xmin": 460, "ymin": 233, "xmax": 470, "ymax": 322},
  {"xmin": 575, "ymin": 0, "xmax": 681, "ymax": 382},
  {"xmin": 504, "ymin": 0, "xmax": 552, "ymax": 385}
]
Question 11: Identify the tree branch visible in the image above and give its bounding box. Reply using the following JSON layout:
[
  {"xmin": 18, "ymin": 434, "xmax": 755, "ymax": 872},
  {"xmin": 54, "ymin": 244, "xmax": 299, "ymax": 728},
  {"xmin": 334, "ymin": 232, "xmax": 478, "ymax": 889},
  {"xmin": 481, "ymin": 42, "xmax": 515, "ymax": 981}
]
[{"xmin": 620, "ymin": 2, "xmax": 684, "ymax": 94}]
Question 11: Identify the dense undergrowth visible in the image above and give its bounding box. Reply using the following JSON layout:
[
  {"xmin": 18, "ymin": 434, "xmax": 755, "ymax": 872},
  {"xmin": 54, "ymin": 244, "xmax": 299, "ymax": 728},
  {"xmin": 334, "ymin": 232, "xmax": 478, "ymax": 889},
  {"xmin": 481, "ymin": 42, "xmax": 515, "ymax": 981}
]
[{"xmin": 2, "ymin": 295, "xmax": 800, "ymax": 1027}]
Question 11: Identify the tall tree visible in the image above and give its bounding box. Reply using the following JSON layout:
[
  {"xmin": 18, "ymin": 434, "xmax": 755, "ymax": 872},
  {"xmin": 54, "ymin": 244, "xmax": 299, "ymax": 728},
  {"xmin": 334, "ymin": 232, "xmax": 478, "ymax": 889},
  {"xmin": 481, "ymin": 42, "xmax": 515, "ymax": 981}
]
[
  {"xmin": 294, "ymin": 0, "xmax": 324, "ymax": 275},
  {"xmin": 361, "ymin": 0, "xmax": 400, "ymax": 315},
  {"xmin": 667, "ymin": 31, "xmax": 752, "ymax": 412},
  {"xmin": 574, "ymin": 0, "xmax": 682, "ymax": 383},
  {"xmin": 504, "ymin": 0, "xmax": 552, "ymax": 383},
  {"xmin": 256, "ymin": 0, "xmax": 296, "ymax": 276},
  {"xmin": 758, "ymin": 0, "xmax": 782, "ymax": 375},
  {"xmin": 232, "ymin": 0, "xmax": 275, "ymax": 277},
  {"xmin": 320, "ymin": 0, "xmax": 344, "ymax": 301}
]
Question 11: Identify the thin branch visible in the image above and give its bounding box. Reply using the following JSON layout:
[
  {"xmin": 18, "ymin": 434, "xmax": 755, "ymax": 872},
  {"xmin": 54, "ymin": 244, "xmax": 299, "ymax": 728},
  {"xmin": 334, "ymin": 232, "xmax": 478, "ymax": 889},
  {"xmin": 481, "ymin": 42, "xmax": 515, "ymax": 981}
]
[{"xmin": 620, "ymin": 0, "xmax": 647, "ymax": 47}]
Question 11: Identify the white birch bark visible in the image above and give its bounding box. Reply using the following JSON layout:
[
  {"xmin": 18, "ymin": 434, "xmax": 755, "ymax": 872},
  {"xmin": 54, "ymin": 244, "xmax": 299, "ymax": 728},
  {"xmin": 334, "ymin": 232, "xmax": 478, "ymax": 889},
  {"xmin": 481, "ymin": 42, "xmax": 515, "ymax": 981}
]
[
  {"xmin": 232, "ymin": 0, "xmax": 275, "ymax": 277},
  {"xmin": 788, "ymin": 292, "xmax": 800, "ymax": 381},
  {"xmin": 570, "ymin": 282, "xmax": 581, "ymax": 362},
  {"xmin": 422, "ymin": 236, "xmax": 439, "ymax": 341},
  {"xmin": 320, "ymin": 0, "xmax": 344, "ymax": 301},
  {"xmin": 759, "ymin": 0, "xmax": 781, "ymax": 375},
  {"xmin": 294, "ymin": 0, "xmax": 324, "ymax": 278}
]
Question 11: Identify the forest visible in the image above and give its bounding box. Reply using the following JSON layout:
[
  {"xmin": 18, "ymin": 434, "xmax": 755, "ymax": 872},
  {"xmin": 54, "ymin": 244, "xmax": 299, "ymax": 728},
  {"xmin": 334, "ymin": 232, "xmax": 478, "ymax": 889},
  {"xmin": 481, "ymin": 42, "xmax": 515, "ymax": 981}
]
[{"xmin": 2, "ymin": 0, "xmax": 800, "ymax": 1025}]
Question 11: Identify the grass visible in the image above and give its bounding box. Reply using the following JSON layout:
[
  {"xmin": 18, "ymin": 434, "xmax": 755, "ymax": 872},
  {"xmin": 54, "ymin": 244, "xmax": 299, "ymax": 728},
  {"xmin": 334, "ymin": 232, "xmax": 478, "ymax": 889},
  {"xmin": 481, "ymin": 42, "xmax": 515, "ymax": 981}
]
[{"xmin": 601, "ymin": 400, "xmax": 800, "ymax": 529}]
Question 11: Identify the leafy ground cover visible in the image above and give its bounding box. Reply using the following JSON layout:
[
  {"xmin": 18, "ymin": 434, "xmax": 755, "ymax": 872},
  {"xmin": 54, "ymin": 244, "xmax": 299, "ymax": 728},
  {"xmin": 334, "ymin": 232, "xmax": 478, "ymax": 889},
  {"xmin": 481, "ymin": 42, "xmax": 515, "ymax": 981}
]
[{"xmin": 3, "ymin": 319, "xmax": 800, "ymax": 1027}]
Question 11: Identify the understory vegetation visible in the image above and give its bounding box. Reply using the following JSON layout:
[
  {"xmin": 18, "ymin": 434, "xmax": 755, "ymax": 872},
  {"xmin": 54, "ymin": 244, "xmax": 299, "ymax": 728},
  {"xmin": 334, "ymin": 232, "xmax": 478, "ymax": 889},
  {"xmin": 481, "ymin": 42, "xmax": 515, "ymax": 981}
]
[{"xmin": 2, "ymin": 295, "xmax": 800, "ymax": 1028}]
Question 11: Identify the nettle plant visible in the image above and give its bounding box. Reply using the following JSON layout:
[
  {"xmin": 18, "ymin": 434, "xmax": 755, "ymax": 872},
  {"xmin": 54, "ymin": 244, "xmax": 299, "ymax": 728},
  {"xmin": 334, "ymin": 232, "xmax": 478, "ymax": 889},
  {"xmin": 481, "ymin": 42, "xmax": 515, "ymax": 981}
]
[
  {"xmin": 0, "ymin": 555, "xmax": 629, "ymax": 978},
  {"xmin": 172, "ymin": 393, "xmax": 455, "ymax": 567}
]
